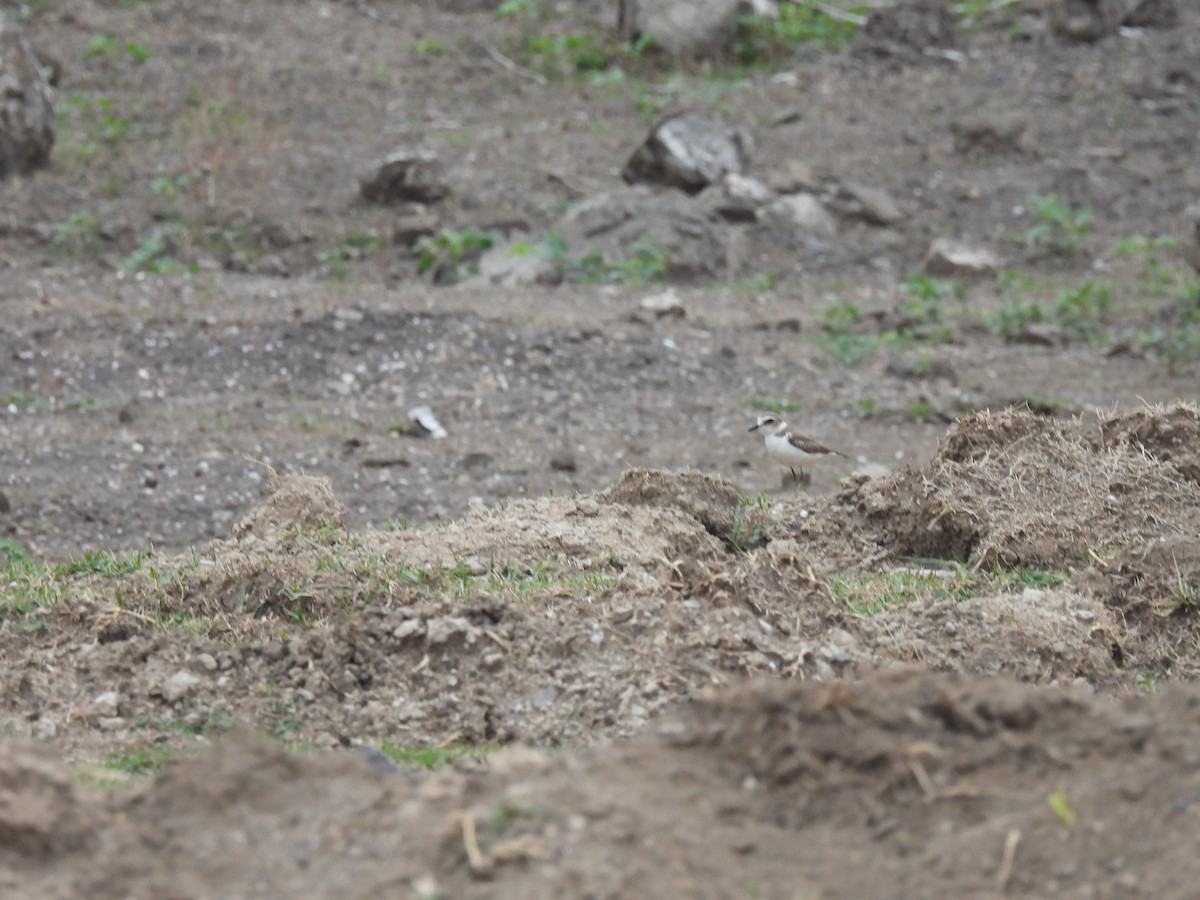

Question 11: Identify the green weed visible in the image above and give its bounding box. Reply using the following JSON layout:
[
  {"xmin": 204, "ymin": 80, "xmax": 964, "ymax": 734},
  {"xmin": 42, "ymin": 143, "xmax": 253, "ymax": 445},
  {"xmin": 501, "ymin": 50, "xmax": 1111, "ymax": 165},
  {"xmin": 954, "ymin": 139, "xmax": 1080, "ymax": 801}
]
[
  {"xmin": 729, "ymin": 492, "xmax": 772, "ymax": 552},
  {"xmin": 735, "ymin": 2, "xmax": 864, "ymax": 64},
  {"xmin": 324, "ymin": 232, "xmax": 381, "ymax": 278},
  {"xmin": 60, "ymin": 548, "xmax": 146, "ymax": 577},
  {"xmin": 410, "ymin": 37, "xmax": 448, "ymax": 56},
  {"xmin": 1135, "ymin": 303, "xmax": 1200, "ymax": 373},
  {"xmin": 2, "ymin": 391, "xmax": 38, "ymax": 408},
  {"xmin": 518, "ymin": 229, "xmax": 670, "ymax": 285},
  {"xmin": 747, "ymin": 397, "xmax": 799, "ymax": 414},
  {"xmin": 895, "ymin": 274, "xmax": 965, "ymax": 342},
  {"xmin": 57, "ymin": 93, "xmax": 132, "ymax": 159},
  {"xmin": 1050, "ymin": 280, "xmax": 1111, "ymax": 340},
  {"xmin": 51, "ymin": 208, "xmax": 105, "ymax": 255},
  {"xmin": 829, "ymin": 560, "xmax": 1068, "ymax": 616},
  {"xmin": 1111, "ymin": 234, "xmax": 1196, "ymax": 298},
  {"xmin": 379, "ymin": 740, "xmax": 496, "ymax": 770},
  {"xmin": 416, "ymin": 227, "xmax": 496, "ymax": 284},
  {"xmin": 814, "ymin": 296, "xmax": 876, "ymax": 365},
  {"xmin": 82, "ymin": 34, "xmax": 151, "ymax": 65},
  {"xmin": 1021, "ymin": 194, "xmax": 1091, "ymax": 257},
  {"xmin": 104, "ymin": 744, "xmax": 181, "ymax": 776}
]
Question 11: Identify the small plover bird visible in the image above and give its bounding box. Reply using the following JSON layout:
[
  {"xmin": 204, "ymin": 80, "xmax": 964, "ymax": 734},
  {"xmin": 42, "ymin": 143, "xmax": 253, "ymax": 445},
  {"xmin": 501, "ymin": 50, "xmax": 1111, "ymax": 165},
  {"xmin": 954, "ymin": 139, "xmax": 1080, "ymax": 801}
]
[{"xmin": 749, "ymin": 414, "xmax": 845, "ymax": 483}]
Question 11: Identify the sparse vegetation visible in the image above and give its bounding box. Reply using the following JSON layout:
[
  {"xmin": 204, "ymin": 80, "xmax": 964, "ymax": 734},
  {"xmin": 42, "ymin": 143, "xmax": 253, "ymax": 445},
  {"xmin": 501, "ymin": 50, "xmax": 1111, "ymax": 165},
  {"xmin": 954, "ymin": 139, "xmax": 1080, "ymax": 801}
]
[
  {"xmin": 735, "ymin": 2, "xmax": 865, "ymax": 65},
  {"xmin": 1050, "ymin": 280, "xmax": 1111, "ymax": 340},
  {"xmin": 829, "ymin": 561, "xmax": 1068, "ymax": 617},
  {"xmin": 815, "ymin": 277, "xmax": 963, "ymax": 366},
  {"xmin": 747, "ymin": 397, "xmax": 798, "ymax": 414},
  {"xmin": 324, "ymin": 232, "xmax": 381, "ymax": 278},
  {"xmin": 1135, "ymin": 304, "xmax": 1200, "ymax": 373},
  {"xmin": 729, "ymin": 492, "xmax": 772, "ymax": 552},
  {"xmin": 1020, "ymin": 194, "xmax": 1092, "ymax": 257},
  {"xmin": 416, "ymin": 227, "xmax": 497, "ymax": 284},
  {"xmin": 379, "ymin": 740, "xmax": 497, "ymax": 770},
  {"xmin": 814, "ymin": 295, "xmax": 877, "ymax": 365},
  {"xmin": 1111, "ymin": 235, "xmax": 1195, "ymax": 298},
  {"xmin": 509, "ymin": 229, "xmax": 671, "ymax": 285},
  {"xmin": 57, "ymin": 93, "xmax": 133, "ymax": 161}
]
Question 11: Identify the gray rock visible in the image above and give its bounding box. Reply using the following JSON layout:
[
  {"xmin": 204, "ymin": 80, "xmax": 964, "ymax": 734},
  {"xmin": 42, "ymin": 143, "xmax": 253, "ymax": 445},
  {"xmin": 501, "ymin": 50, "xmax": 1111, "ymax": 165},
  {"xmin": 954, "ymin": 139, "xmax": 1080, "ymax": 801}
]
[
  {"xmin": 853, "ymin": 0, "xmax": 957, "ymax": 60},
  {"xmin": 425, "ymin": 616, "xmax": 479, "ymax": 646},
  {"xmin": 0, "ymin": 27, "xmax": 54, "ymax": 178},
  {"xmin": 1124, "ymin": 0, "xmax": 1179, "ymax": 27},
  {"xmin": 698, "ymin": 173, "xmax": 776, "ymax": 223},
  {"xmin": 91, "ymin": 691, "xmax": 120, "ymax": 718},
  {"xmin": 639, "ymin": 287, "xmax": 686, "ymax": 318},
  {"xmin": 829, "ymin": 181, "xmax": 905, "ymax": 226},
  {"xmin": 471, "ymin": 243, "xmax": 563, "ymax": 287},
  {"xmin": 391, "ymin": 204, "xmax": 439, "ymax": 246},
  {"xmin": 618, "ymin": 0, "xmax": 778, "ymax": 56},
  {"xmin": 249, "ymin": 254, "xmax": 288, "ymax": 277},
  {"xmin": 549, "ymin": 450, "xmax": 578, "ymax": 472},
  {"xmin": 360, "ymin": 150, "xmax": 448, "ymax": 205},
  {"xmin": 357, "ymin": 746, "xmax": 401, "ymax": 774},
  {"xmin": 923, "ymin": 238, "xmax": 1001, "ymax": 277},
  {"xmin": 952, "ymin": 111, "xmax": 1029, "ymax": 156},
  {"xmin": 761, "ymin": 193, "xmax": 837, "ymax": 239},
  {"xmin": 554, "ymin": 185, "xmax": 726, "ymax": 280},
  {"xmin": 159, "ymin": 670, "xmax": 202, "ymax": 703},
  {"xmin": 767, "ymin": 159, "xmax": 819, "ymax": 195},
  {"xmin": 1048, "ymin": 0, "xmax": 1177, "ymax": 42},
  {"xmin": 622, "ymin": 112, "xmax": 753, "ymax": 195}
]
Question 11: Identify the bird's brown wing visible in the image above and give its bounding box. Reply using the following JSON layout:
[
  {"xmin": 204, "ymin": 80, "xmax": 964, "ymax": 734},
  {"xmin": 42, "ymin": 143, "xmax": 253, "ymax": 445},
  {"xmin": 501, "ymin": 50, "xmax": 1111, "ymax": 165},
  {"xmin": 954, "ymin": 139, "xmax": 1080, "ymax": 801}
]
[{"xmin": 786, "ymin": 431, "xmax": 845, "ymax": 457}]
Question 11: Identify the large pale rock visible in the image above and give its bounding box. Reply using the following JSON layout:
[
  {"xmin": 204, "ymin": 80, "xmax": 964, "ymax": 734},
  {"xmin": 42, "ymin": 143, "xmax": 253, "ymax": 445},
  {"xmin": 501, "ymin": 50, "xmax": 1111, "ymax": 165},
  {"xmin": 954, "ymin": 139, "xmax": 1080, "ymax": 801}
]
[
  {"xmin": 554, "ymin": 185, "xmax": 726, "ymax": 280},
  {"xmin": 697, "ymin": 173, "xmax": 775, "ymax": 222},
  {"xmin": 471, "ymin": 244, "xmax": 563, "ymax": 287},
  {"xmin": 617, "ymin": 0, "xmax": 778, "ymax": 56},
  {"xmin": 0, "ymin": 25, "xmax": 54, "ymax": 178},
  {"xmin": 761, "ymin": 193, "xmax": 837, "ymax": 240},
  {"xmin": 923, "ymin": 238, "xmax": 1001, "ymax": 277},
  {"xmin": 622, "ymin": 112, "xmax": 753, "ymax": 195},
  {"xmin": 827, "ymin": 181, "xmax": 905, "ymax": 226}
]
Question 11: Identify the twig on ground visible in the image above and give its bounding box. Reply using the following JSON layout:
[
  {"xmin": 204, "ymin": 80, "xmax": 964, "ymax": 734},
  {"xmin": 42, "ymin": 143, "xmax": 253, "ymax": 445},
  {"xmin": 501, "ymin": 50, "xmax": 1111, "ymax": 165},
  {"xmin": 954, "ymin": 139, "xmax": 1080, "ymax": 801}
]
[
  {"xmin": 484, "ymin": 44, "xmax": 548, "ymax": 86},
  {"xmin": 995, "ymin": 828, "xmax": 1021, "ymax": 891}
]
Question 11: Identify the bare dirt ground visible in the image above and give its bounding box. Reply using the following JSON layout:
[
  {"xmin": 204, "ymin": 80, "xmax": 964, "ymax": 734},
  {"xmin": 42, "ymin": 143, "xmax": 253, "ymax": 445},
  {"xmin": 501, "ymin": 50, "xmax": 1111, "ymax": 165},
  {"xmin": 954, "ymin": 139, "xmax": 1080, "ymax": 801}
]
[{"xmin": 2, "ymin": 1, "xmax": 1200, "ymax": 897}]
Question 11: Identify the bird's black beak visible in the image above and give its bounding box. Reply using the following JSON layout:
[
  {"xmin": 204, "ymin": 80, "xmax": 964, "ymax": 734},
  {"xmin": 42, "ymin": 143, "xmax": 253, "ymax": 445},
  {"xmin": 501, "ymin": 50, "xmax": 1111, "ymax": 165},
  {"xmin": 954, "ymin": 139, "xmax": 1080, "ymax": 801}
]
[{"xmin": 748, "ymin": 423, "xmax": 760, "ymax": 432}]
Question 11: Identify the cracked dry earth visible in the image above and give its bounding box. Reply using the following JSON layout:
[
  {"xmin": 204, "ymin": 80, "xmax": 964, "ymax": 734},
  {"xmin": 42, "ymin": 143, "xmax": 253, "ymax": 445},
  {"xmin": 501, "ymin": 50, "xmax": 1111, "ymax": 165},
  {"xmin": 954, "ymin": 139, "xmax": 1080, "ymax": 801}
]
[{"xmin": 2, "ymin": 1, "xmax": 1200, "ymax": 898}]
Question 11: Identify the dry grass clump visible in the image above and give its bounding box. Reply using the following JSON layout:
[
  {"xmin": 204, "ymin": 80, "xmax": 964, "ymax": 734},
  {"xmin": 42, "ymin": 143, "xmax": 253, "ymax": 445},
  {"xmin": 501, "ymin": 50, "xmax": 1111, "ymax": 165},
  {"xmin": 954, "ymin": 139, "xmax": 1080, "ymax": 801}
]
[
  {"xmin": 1099, "ymin": 400, "xmax": 1200, "ymax": 485},
  {"xmin": 840, "ymin": 407, "xmax": 1200, "ymax": 569}
]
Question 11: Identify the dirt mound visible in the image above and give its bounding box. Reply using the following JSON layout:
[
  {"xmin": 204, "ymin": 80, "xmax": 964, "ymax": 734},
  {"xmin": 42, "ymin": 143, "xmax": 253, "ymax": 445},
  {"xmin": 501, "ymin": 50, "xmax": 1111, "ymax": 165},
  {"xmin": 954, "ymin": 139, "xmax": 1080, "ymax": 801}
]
[
  {"xmin": 0, "ymin": 472, "xmax": 861, "ymax": 758},
  {"xmin": 604, "ymin": 466, "xmax": 757, "ymax": 545},
  {"xmin": 1100, "ymin": 401, "xmax": 1200, "ymax": 485},
  {"xmin": 818, "ymin": 408, "xmax": 1200, "ymax": 568},
  {"xmin": 231, "ymin": 470, "xmax": 346, "ymax": 543},
  {"xmin": 860, "ymin": 586, "xmax": 1120, "ymax": 687},
  {"xmin": 8, "ymin": 671, "xmax": 1200, "ymax": 899},
  {"xmin": 1080, "ymin": 532, "xmax": 1200, "ymax": 680}
]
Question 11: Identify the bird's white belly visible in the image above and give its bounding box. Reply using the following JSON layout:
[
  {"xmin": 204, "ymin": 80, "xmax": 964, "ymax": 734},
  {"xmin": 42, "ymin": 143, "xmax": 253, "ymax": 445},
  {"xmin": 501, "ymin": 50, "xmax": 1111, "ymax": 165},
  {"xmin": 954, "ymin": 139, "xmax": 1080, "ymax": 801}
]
[{"xmin": 765, "ymin": 432, "xmax": 814, "ymax": 466}]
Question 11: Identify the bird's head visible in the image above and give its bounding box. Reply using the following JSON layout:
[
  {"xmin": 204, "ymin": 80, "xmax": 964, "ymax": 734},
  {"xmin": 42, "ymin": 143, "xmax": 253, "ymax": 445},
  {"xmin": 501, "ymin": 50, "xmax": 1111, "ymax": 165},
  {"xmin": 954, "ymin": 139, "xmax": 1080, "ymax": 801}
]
[{"xmin": 749, "ymin": 414, "xmax": 782, "ymax": 433}]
